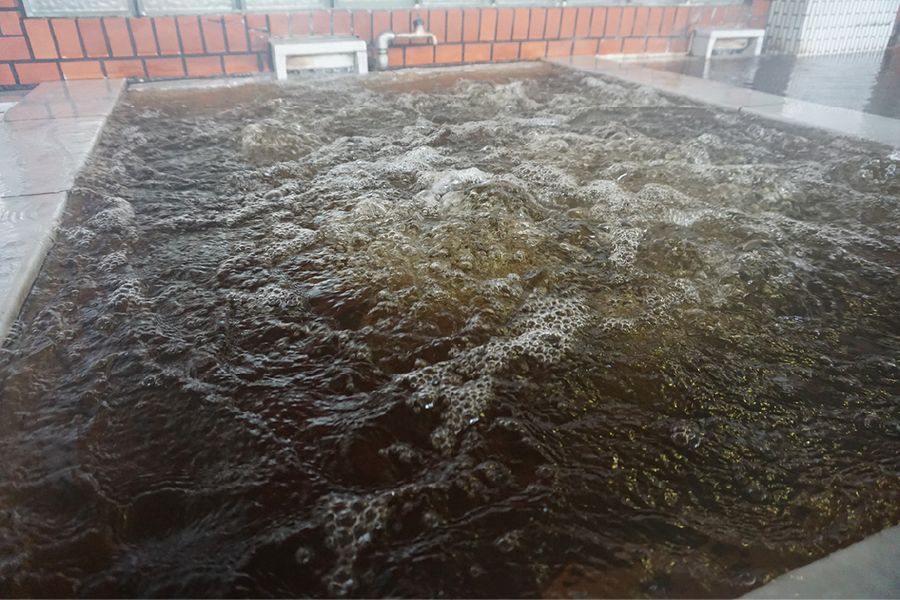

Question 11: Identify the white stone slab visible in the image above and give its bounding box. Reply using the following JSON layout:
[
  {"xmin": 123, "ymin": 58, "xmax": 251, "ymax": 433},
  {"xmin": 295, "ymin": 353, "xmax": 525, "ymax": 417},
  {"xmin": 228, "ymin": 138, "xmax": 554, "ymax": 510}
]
[
  {"xmin": 0, "ymin": 116, "xmax": 107, "ymax": 197},
  {"xmin": 743, "ymin": 525, "xmax": 900, "ymax": 599},
  {"xmin": 547, "ymin": 56, "xmax": 900, "ymax": 147},
  {"xmin": 4, "ymin": 79, "xmax": 125, "ymax": 122},
  {"xmin": 0, "ymin": 192, "xmax": 66, "ymax": 342}
]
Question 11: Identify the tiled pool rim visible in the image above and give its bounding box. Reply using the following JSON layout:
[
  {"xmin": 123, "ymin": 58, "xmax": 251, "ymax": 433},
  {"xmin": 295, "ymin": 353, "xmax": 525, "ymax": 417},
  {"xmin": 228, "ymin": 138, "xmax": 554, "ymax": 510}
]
[
  {"xmin": 0, "ymin": 63, "xmax": 897, "ymax": 599},
  {"xmin": 547, "ymin": 55, "xmax": 900, "ymax": 148},
  {"xmin": 0, "ymin": 78, "xmax": 124, "ymax": 342}
]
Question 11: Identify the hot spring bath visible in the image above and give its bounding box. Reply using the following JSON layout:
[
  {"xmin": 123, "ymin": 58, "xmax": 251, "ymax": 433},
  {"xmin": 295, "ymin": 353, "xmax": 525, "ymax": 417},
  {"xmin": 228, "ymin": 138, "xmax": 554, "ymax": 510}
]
[{"xmin": 0, "ymin": 63, "xmax": 898, "ymax": 597}]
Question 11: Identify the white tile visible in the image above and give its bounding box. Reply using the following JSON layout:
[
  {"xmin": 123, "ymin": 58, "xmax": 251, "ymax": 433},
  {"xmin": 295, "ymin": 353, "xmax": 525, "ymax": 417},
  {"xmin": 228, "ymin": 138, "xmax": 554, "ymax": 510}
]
[
  {"xmin": 0, "ymin": 116, "xmax": 106, "ymax": 197},
  {"xmin": 4, "ymin": 79, "xmax": 125, "ymax": 122},
  {"xmin": 0, "ymin": 192, "xmax": 66, "ymax": 341}
]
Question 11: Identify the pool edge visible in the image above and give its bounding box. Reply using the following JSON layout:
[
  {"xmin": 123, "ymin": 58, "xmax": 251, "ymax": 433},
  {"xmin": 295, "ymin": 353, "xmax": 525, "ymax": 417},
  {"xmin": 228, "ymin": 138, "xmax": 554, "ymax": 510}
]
[
  {"xmin": 547, "ymin": 55, "xmax": 900, "ymax": 149},
  {"xmin": 0, "ymin": 79, "xmax": 125, "ymax": 345}
]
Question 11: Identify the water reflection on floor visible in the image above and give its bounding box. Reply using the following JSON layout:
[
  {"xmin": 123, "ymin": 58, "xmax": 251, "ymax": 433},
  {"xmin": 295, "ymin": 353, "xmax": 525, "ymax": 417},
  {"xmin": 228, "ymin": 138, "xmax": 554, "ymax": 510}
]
[{"xmin": 640, "ymin": 47, "xmax": 900, "ymax": 119}]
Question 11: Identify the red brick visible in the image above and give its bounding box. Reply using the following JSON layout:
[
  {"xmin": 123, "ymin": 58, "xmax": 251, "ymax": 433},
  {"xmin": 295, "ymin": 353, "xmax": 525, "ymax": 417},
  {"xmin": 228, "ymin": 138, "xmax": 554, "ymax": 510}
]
[
  {"xmin": 632, "ymin": 7, "xmax": 649, "ymax": 36},
  {"xmin": 25, "ymin": 19, "xmax": 58, "ymax": 59},
  {"xmin": 646, "ymin": 37, "xmax": 669, "ymax": 54},
  {"xmin": 352, "ymin": 11, "xmax": 371, "ymax": 41},
  {"xmin": 332, "ymin": 10, "xmax": 351, "ymax": 35},
  {"xmin": 51, "ymin": 20, "xmax": 82, "ymax": 58},
  {"xmin": 427, "ymin": 10, "xmax": 445, "ymax": 42},
  {"xmin": 648, "ymin": 7, "xmax": 665, "ymax": 36},
  {"xmin": 572, "ymin": 39, "xmax": 597, "ymax": 55},
  {"xmin": 129, "ymin": 18, "xmax": 157, "ymax": 56},
  {"xmin": 0, "ymin": 12, "xmax": 22, "ymax": 35},
  {"xmin": 200, "ymin": 17, "xmax": 225, "ymax": 53},
  {"xmin": 0, "ymin": 36, "xmax": 29, "ymax": 60},
  {"xmin": 604, "ymin": 7, "xmax": 620, "ymax": 37},
  {"xmin": 495, "ymin": 8, "xmax": 513, "ymax": 41},
  {"xmin": 669, "ymin": 37, "xmax": 689, "ymax": 53},
  {"xmin": 673, "ymin": 7, "xmax": 690, "ymax": 35},
  {"xmin": 659, "ymin": 7, "xmax": 677, "ymax": 36},
  {"xmin": 0, "ymin": 63, "xmax": 14, "ymax": 85},
  {"xmin": 445, "ymin": 8, "xmax": 462, "ymax": 42},
  {"xmin": 559, "ymin": 7, "xmax": 576, "ymax": 38},
  {"xmin": 76, "ymin": 18, "xmax": 107, "ymax": 57},
  {"xmin": 291, "ymin": 12, "xmax": 313, "ymax": 35},
  {"xmin": 103, "ymin": 58, "xmax": 144, "ymax": 78},
  {"xmin": 542, "ymin": 9, "xmax": 559, "ymax": 40},
  {"xmin": 721, "ymin": 5, "xmax": 738, "ymax": 26},
  {"xmin": 749, "ymin": 16, "xmax": 766, "ymax": 28},
  {"xmin": 752, "ymin": 0, "xmax": 770, "ymax": 17},
  {"xmin": 511, "ymin": 8, "xmax": 529, "ymax": 40},
  {"xmin": 589, "ymin": 8, "xmax": 605, "ymax": 37},
  {"xmin": 245, "ymin": 14, "xmax": 268, "ymax": 51},
  {"xmin": 177, "ymin": 17, "xmax": 203, "ymax": 54},
  {"xmin": 669, "ymin": 38, "xmax": 688, "ymax": 54},
  {"xmin": 15, "ymin": 61, "xmax": 60, "ymax": 83},
  {"xmin": 0, "ymin": 0, "xmax": 19, "ymax": 8},
  {"xmin": 519, "ymin": 40, "xmax": 546, "ymax": 59},
  {"xmin": 153, "ymin": 16, "xmax": 180, "ymax": 55},
  {"xmin": 463, "ymin": 41, "xmax": 489, "ymax": 62},
  {"xmin": 528, "ymin": 8, "xmax": 545, "ymax": 39},
  {"xmin": 491, "ymin": 41, "xmax": 518, "ymax": 61},
  {"xmin": 267, "ymin": 13, "xmax": 289, "ymax": 37},
  {"xmin": 185, "ymin": 55, "xmax": 221, "ymax": 77},
  {"xmin": 102, "ymin": 17, "xmax": 132, "ymax": 57},
  {"xmin": 622, "ymin": 37, "xmax": 645, "ymax": 54},
  {"xmin": 462, "ymin": 8, "xmax": 478, "ymax": 42},
  {"xmin": 61, "ymin": 59, "xmax": 102, "ymax": 80},
  {"xmin": 546, "ymin": 39, "xmax": 571, "ymax": 57},
  {"xmin": 223, "ymin": 14, "xmax": 247, "ymax": 52},
  {"xmin": 574, "ymin": 8, "xmax": 591, "ymax": 37},
  {"xmin": 224, "ymin": 53, "xmax": 258, "ymax": 74},
  {"xmin": 372, "ymin": 11, "xmax": 390, "ymax": 39},
  {"xmin": 311, "ymin": 10, "xmax": 330, "ymax": 34},
  {"xmin": 405, "ymin": 44, "xmax": 433, "ymax": 65},
  {"xmin": 389, "ymin": 10, "xmax": 409, "ymax": 35},
  {"xmin": 479, "ymin": 8, "xmax": 496, "ymax": 41},
  {"xmin": 145, "ymin": 57, "xmax": 184, "ymax": 78},
  {"xmin": 619, "ymin": 6, "xmax": 635, "ymax": 36},
  {"xmin": 435, "ymin": 43, "xmax": 462, "ymax": 64},
  {"xmin": 701, "ymin": 6, "xmax": 717, "ymax": 27},
  {"xmin": 387, "ymin": 46, "xmax": 402, "ymax": 67},
  {"xmin": 290, "ymin": 12, "xmax": 310, "ymax": 35},
  {"xmin": 597, "ymin": 38, "xmax": 622, "ymax": 55},
  {"xmin": 717, "ymin": 5, "xmax": 733, "ymax": 26}
]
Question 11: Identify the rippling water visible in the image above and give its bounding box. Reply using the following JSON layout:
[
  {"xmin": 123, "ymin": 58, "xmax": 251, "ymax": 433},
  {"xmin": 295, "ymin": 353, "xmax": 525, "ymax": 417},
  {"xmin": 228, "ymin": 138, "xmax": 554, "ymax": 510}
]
[{"xmin": 1, "ymin": 63, "xmax": 898, "ymax": 598}]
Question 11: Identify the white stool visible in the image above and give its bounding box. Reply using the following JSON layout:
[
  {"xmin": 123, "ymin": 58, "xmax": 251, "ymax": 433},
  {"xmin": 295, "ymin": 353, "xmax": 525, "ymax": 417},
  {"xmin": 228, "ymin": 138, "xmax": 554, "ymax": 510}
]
[
  {"xmin": 690, "ymin": 28, "xmax": 766, "ymax": 59},
  {"xmin": 270, "ymin": 36, "xmax": 368, "ymax": 80}
]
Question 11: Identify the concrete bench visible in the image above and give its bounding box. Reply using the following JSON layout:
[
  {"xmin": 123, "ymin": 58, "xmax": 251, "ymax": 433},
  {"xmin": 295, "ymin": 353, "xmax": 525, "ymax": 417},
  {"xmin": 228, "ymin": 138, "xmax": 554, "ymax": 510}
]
[
  {"xmin": 690, "ymin": 28, "xmax": 766, "ymax": 59},
  {"xmin": 270, "ymin": 36, "xmax": 368, "ymax": 80}
]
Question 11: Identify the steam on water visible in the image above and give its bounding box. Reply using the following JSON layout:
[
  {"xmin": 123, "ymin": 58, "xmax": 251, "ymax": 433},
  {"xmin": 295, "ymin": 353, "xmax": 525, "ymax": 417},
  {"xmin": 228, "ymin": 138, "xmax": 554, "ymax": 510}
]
[{"xmin": 1, "ymin": 63, "xmax": 898, "ymax": 597}]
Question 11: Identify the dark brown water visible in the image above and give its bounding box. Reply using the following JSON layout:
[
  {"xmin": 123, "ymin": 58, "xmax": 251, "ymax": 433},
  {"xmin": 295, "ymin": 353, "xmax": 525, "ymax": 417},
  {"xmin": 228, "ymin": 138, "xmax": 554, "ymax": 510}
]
[{"xmin": 1, "ymin": 63, "xmax": 898, "ymax": 598}]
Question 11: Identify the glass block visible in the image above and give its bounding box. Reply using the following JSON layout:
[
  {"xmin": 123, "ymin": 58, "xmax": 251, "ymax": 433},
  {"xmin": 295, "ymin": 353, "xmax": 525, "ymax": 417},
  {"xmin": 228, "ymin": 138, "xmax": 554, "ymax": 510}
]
[
  {"xmin": 22, "ymin": 0, "xmax": 131, "ymax": 17},
  {"xmin": 138, "ymin": 0, "xmax": 235, "ymax": 16}
]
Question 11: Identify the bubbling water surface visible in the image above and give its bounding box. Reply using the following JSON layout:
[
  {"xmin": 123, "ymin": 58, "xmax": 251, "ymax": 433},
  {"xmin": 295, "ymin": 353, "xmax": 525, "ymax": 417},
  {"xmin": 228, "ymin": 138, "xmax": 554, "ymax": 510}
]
[{"xmin": 0, "ymin": 63, "xmax": 898, "ymax": 598}]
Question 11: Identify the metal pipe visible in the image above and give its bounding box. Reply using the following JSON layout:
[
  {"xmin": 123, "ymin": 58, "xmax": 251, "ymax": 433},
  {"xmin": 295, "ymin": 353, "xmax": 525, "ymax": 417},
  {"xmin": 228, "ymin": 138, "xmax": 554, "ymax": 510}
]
[{"xmin": 377, "ymin": 18, "xmax": 438, "ymax": 70}]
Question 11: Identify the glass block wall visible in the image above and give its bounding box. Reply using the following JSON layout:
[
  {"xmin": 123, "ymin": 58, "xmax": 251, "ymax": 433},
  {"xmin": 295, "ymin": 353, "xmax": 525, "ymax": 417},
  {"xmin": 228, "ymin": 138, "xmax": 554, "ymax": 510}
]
[{"xmin": 766, "ymin": 0, "xmax": 899, "ymax": 55}]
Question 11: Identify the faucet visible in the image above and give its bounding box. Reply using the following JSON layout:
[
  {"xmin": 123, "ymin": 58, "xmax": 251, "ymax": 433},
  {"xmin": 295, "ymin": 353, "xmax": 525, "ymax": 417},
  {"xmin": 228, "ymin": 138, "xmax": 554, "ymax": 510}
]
[{"xmin": 377, "ymin": 18, "xmax": 438, "ymax": 70}]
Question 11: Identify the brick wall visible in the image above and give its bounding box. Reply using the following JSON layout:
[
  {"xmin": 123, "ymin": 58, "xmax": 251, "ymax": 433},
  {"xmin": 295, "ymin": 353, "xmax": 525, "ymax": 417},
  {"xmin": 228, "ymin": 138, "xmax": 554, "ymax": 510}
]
[{"xmin": 0, "ymin": 0, "xmax": 768, "ymax": 89}]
